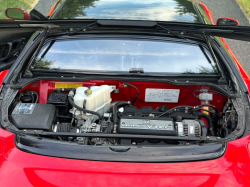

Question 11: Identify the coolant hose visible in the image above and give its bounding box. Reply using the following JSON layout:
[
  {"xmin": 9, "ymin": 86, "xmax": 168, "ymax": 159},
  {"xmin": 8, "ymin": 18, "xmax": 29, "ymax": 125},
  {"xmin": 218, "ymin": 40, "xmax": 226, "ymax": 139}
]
[
  {"xmin": 198, "ymin": 112, "xmax": 215, "ymax": 136},
  {"xmin": 68, "ymin": 96, "xmax": 102, "ymax": 120},
  {"xmin": 113, "ymin": 102, "xmax": 130, "ymax": 124}
]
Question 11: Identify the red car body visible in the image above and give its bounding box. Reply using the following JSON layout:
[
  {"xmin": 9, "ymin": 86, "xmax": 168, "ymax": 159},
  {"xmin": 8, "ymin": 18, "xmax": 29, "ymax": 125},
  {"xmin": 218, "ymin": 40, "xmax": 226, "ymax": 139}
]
[{"xmin": 1, "ymin": 1, "xmax": 250, "ymax": 187}]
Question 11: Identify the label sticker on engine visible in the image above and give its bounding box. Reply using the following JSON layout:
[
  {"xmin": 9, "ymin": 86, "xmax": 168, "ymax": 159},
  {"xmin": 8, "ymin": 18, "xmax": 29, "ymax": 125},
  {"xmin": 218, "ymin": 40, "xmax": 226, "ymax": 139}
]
[
  {"xmin": 12, "ymin": 103, "xmax": 36, "ymax": 114},
  {"xmin": 55, "ymin": 82, "xmax": 83, "ymax": 89},
  {"xmin": 145, "ymin": 89, "xmax": 180, "ymax": 103}
]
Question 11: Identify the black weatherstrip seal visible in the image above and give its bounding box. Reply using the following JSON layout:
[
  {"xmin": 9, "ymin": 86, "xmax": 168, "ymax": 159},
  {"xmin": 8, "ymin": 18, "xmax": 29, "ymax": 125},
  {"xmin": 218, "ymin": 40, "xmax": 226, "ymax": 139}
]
[{"xmin": 16, "ymin": 134, "xmax": 226, "ymax": 162}]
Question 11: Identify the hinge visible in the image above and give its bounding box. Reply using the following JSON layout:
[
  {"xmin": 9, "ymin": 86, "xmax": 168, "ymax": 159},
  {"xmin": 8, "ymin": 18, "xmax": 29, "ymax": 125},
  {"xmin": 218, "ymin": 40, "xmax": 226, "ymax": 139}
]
[{"xmin": 218, "ymin": 77, "xmax": 227, "ymax": 84}]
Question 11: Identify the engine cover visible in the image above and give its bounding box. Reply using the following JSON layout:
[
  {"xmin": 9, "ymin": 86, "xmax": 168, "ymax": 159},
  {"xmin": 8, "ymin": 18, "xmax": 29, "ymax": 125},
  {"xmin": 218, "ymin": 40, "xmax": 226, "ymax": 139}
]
[
  {"xmin": 118, "ymin": 106, "xmax": 206, "ymax": 137},
  {"xmin": 118, "ymin": 117, "xmax": 177, "ymax": 136}
]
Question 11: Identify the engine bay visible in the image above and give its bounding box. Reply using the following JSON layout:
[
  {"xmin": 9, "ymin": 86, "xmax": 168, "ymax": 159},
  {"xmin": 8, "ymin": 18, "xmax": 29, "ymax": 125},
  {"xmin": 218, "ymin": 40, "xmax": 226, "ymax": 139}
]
[{"xmin": 8, "ymin": 80, "xmax": 238, "ymax": 146}]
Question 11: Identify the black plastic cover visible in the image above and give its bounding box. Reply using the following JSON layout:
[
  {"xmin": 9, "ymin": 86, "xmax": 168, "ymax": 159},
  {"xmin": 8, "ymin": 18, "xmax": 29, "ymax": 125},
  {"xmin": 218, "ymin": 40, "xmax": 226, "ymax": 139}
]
[
  {"xmin": 97, "ymin": 20, "xmax": 157, "ymax": 27},
  {"xmin": 11, "ymin": 103, "xmax": 55, "ymax": 130},
  {"xmin": 47, "ymin": 92, "xmax": 68, "ymax": 106}
]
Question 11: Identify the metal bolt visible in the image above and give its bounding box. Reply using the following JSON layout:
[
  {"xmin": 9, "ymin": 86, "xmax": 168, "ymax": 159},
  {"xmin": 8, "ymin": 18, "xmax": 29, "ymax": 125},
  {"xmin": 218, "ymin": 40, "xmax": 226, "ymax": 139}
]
[
  {"xmin": 132, "ymin": 142, "xmax": 137, "ymax": 145},
  {"xmin": 34, "ymin": 130, "xmax": 37, "ymax": 134},
  {"xmin": 23, "ymin": 129, "xmax": 27, "ymax": 133},
  {"xmin": 206, "ymin": 136, "xmax": 210, "ymax": 139},
  {"xmin": 122, "ymin": 122, "xmax": 125, "ymax": 124},
  {"xmin": 217, "ymin": 137, "xmax": 221, "ymax": 140},
  {"xmin": 186, "ymin": 80, "xmax": 189, "ymax": 82},
  {"xmin": 175, "ymin": 80, "xmax": 177, "ymax": 82}
]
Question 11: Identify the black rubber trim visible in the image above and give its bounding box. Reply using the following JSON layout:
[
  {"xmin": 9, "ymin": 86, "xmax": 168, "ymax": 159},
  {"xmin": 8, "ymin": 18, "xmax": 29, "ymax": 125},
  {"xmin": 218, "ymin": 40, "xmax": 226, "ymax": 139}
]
[
  {"xmin": 15, "ymin": 134, "xmax": 226, "ymax": 162},
  {"xmin": 97, "ymin": 20, "xmax": 157, "ymax": 27}
]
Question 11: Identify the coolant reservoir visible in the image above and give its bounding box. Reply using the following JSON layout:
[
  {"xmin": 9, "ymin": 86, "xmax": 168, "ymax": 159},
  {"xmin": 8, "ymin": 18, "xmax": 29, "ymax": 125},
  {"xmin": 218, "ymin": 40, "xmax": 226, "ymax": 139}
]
[{"xmin": 70, "ymin": 85, "xmax": 114, "ymax": 120}]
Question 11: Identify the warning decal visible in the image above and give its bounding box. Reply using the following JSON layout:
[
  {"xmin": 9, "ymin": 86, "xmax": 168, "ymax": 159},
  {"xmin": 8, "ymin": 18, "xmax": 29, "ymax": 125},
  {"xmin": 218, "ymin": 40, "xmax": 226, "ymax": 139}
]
[{"xmin": 145, "ymin": 89, "xmax": 180, "ymax": 103}]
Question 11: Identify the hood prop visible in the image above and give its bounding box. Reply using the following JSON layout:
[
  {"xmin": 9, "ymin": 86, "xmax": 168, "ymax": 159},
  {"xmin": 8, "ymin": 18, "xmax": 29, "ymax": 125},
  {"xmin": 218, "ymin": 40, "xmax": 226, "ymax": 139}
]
[{"xmin": 202, "ymin": 32, "xmax": 226, "ymax": 83}]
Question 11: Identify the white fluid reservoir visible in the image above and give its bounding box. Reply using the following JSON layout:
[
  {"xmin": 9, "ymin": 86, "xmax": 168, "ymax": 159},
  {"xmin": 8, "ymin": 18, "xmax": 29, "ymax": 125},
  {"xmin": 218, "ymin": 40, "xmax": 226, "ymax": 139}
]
[{"xmin": 71, "ymin": 85, "xmax": 114, "ymax": 121}]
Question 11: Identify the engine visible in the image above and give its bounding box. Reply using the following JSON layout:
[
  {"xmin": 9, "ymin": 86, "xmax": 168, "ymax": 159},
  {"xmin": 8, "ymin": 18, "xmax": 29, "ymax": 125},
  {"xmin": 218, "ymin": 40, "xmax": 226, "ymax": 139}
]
[{"xmin": 9, "ymin": 83, "xmax": 238, "ymax": 146}]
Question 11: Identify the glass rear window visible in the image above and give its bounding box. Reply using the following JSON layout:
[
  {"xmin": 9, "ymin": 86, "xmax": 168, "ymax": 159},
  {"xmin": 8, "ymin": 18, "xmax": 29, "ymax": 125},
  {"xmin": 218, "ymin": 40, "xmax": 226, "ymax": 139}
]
[{"xmin": 33, "ymin": 39, "xmax": 218, "ymax": 74}]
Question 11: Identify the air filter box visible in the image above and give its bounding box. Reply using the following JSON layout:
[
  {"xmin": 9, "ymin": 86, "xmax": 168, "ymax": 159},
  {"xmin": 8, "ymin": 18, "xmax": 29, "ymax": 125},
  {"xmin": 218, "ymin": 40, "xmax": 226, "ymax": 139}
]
[{"xmin": 11, "ymin": 103, "xmax": 55, "ymax": 130}]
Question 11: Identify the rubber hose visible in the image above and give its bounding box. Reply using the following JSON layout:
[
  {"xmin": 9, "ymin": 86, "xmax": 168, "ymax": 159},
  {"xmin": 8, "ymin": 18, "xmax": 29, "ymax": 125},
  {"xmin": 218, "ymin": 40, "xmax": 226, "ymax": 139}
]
[
  {"xmin": 31, "ymin": 91, "xmax": 39, "ymax": 103},
  {"xmin": 113, "ymin": 102, "xmax": 129, "ymax": 124},
  {"xmin": 30, "ymin": 94, "xmax": 35, "ymax": 103},
  {"xmin": 219, "ymin": 127, "xmax": 229, "ymax": 138},
  {"xmin": 198, "ymin": 112, "xmax": 215, "ymax": 136},
  {"xmin": 68, "ymin": 96, "xmax": 102, "ymax": 120},
  {"xmin": 124, "ymin": 82, "xmax": 139, "ymax": 105}
]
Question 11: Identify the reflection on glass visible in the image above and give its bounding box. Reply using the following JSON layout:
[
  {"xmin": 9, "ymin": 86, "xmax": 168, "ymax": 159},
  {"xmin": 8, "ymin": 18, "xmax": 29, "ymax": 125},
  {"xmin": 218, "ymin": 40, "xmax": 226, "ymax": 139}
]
[
  {"xmin": 6, "ymin": 8, "xmax": 24, "ymax": 20},
  {"xmin": 52, "ymin": 0, "xmax": 200, "ymax": 23},
  {"xmin": 34, "ymin": 39, "xmax": 218, "ymax": 74}
]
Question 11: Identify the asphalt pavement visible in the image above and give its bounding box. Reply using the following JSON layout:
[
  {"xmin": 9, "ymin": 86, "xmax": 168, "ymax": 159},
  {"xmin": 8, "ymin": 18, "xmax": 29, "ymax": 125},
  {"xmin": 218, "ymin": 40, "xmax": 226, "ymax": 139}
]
[
  {"xmin": 34, "ymin": 0, "xmax": 58, "ymax": 16},
  {"xmin": 34, "ymin": 0, "xmax": 250, "ymax": 75}
]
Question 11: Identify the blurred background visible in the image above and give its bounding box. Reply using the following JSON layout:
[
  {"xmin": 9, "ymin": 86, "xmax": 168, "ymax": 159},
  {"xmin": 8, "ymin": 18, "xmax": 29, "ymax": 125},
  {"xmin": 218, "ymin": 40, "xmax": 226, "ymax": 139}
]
[{"xmin": 1, "ymin": 0, "xmax": 250, "ymax": 74}]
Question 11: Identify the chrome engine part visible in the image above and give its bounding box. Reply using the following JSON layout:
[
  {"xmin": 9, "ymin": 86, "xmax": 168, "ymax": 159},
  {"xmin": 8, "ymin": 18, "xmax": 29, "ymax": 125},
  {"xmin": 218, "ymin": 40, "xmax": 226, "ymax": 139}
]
[{"xmin": 177, "ymin": 120, "xmax": 202, "ymax": 137}]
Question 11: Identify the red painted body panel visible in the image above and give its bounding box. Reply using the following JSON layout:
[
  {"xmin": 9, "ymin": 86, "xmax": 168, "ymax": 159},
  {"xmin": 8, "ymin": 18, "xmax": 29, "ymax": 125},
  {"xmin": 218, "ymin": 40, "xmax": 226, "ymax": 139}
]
[
  {"xmin": 47, "ymin": 0, "xmax": 60, "ymax": 17},
  {"xmin": 0, "ymin": 128, "xmax": 250, "ymax": 187},
  {"xmin": 198, "ymin": 2, "xmax": 215, "ymax": 25},
  {"xmin": 1, "ymin": 2, "xmax": 250, "ymax": 187},
  {"xmin": 0, "ymin": 70, "xmax": 9, "ymax": 86},
  {"xmin": 22, "ymin": 80, "xmax": 227, "ymax": 112}
]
